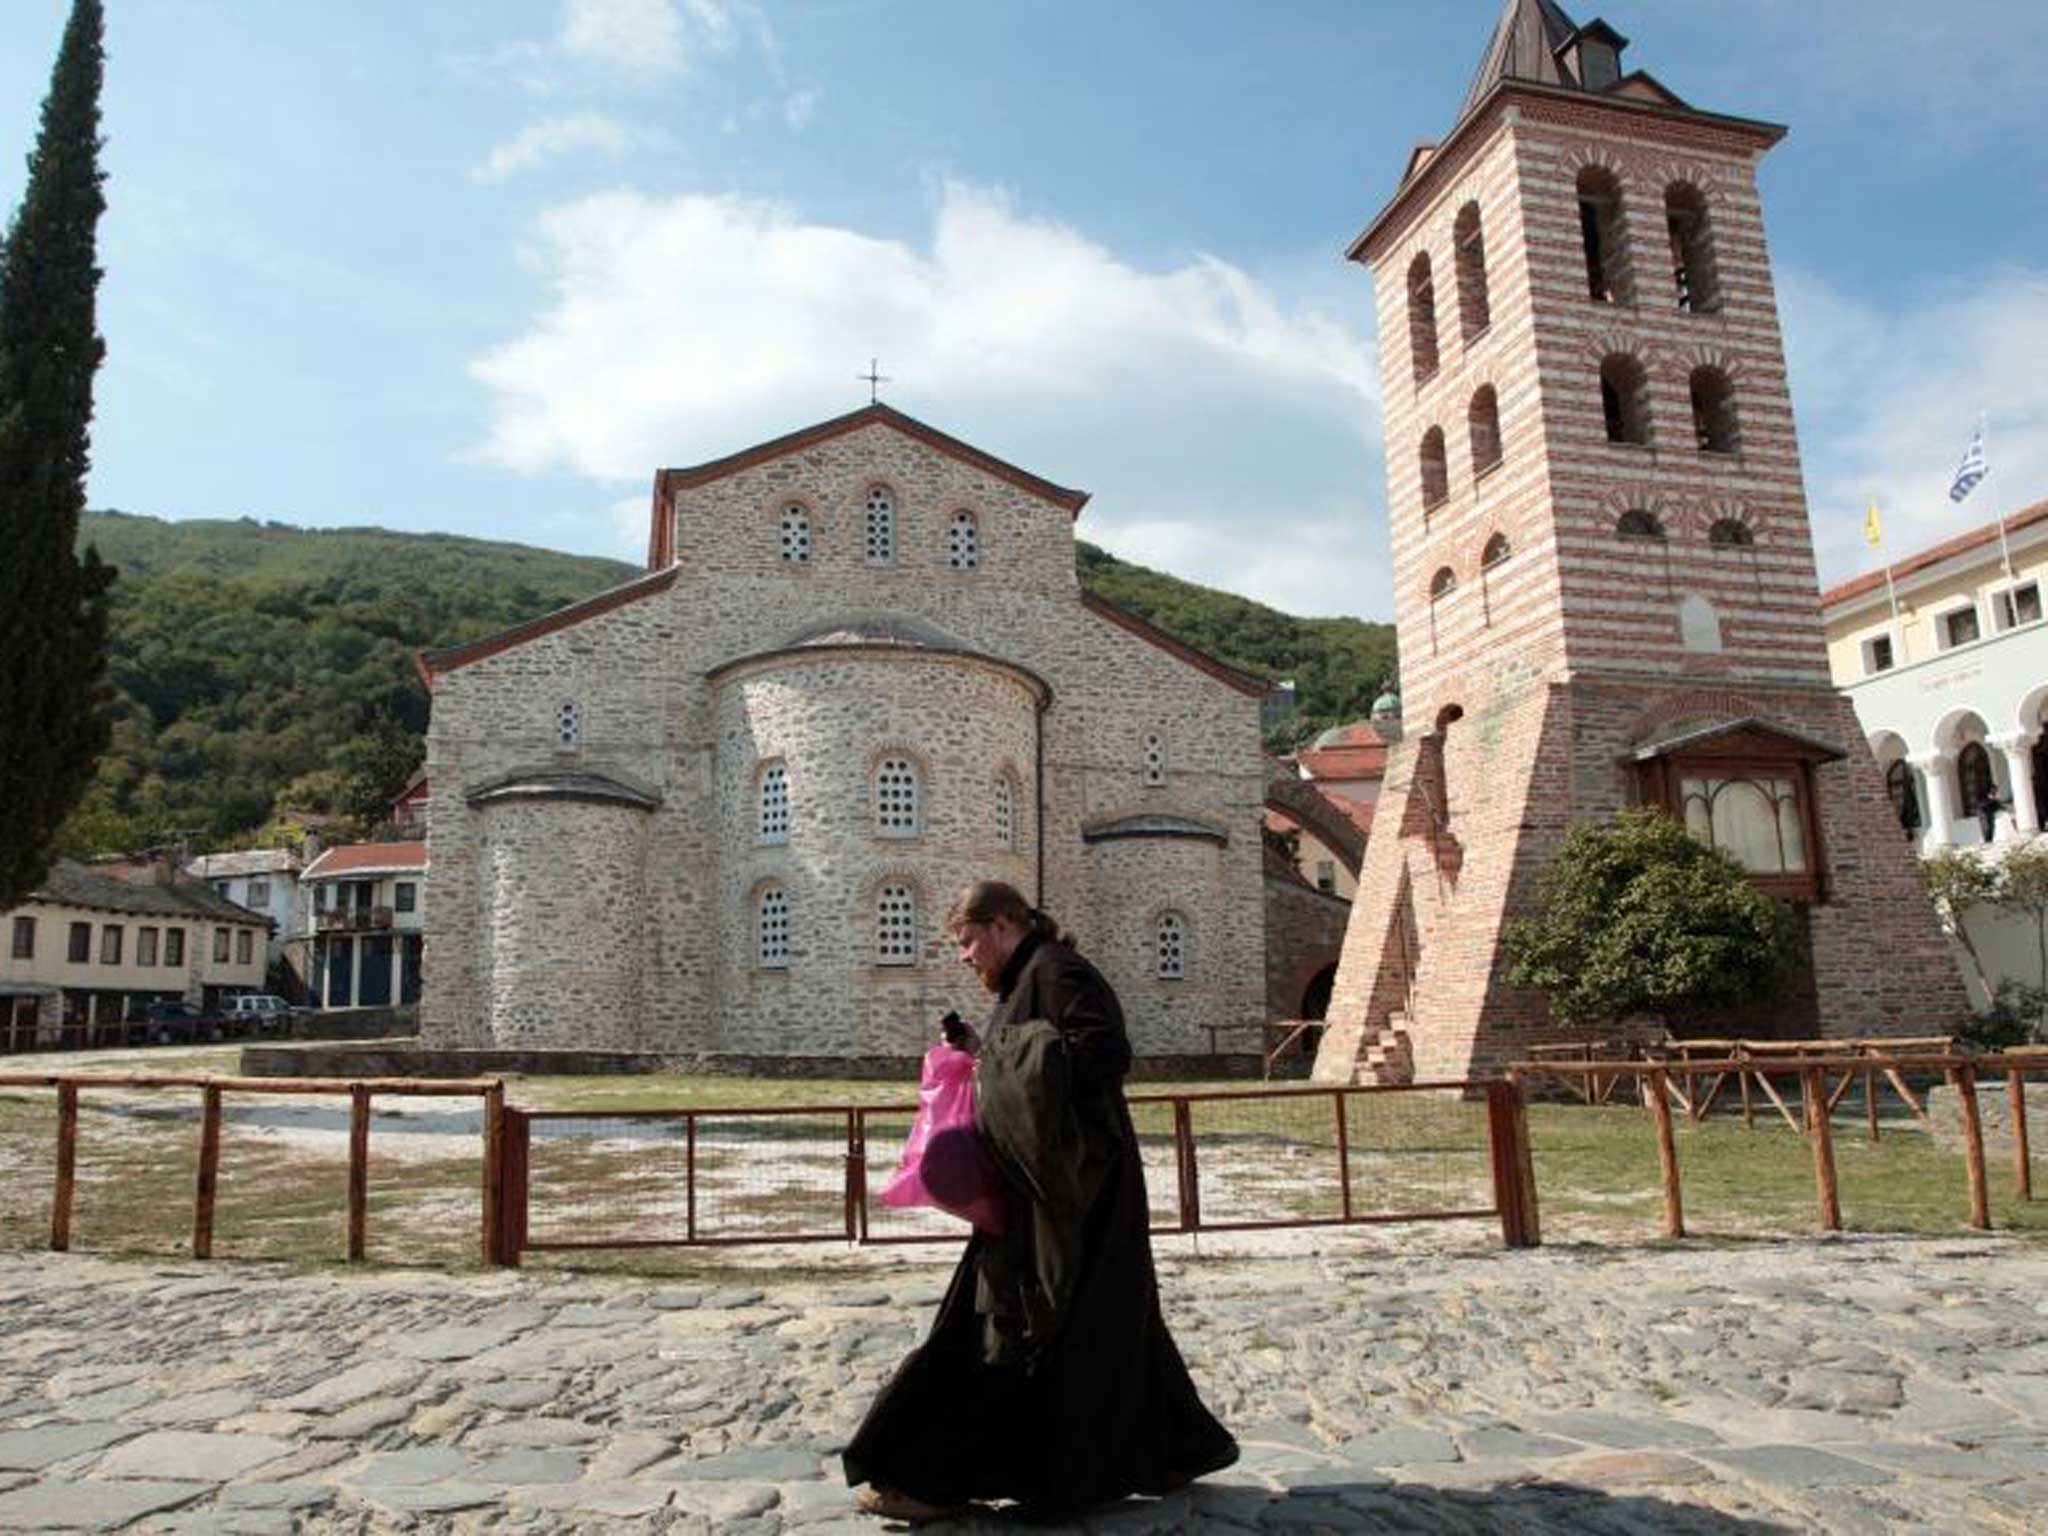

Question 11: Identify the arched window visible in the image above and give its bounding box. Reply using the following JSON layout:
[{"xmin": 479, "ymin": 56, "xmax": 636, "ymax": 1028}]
[
  {"xmin": 1156, "ymin": 911, "xmax": 1187, "ymax": 980},
  {"xmin": 1690, "ymin": 367, "xmax": 1739, "ymax": 453},
  {"xmin": 1142, "ymin": 733, "xmax": 1166, "ymax": 787},
  {"xmin": 1885, "ymin": 760, "xmax": 1923, "ymax": 835},
  {"xmin": 875, "ymin": 757, "xmax": 919, "ymax": 837},
  {"xmin": 863, "ymin": 486, "xmax": 895, "ymax": 564},
  {"xmin": 1419, "ymin": 426, "xmax": 1449, "ymax": 510},
  {"xmin": 946, "ymin": 510, "xmax": 979, "ymax": 570},
  {"xmin": 1599, "ymin": 354, "xmax": 1650, "ymax": 445},
  {"xmin": 993, "ymin": 774, "xmax": 1015, "ymax": 850},
  {"xmin": 556, "ymin": 700, "xmax": 582, "ymax": 749},
  {"xmin": 757, "ymin": 887, "xmax": 791, "ymax": 969},
  {"xmin": 1679, "ymin": 775, "xmax": 1808, "ymax": 875},
  {"xmin": 1616, "ymin": 508, "xmax": 1665, "ymax": 540},
  {"xmin": 758, "ymin": 763, "xmax": 790, "ymax": 843},
  {"xmin": 1453, "ymin": 201, "xmax": 1491, "ymax": 341},
  {"xmin": 1430, "ymin": 566, "xmax": 1457, "ymax": 600},
  {"xmin": 1707, "ymin": 517, "xmax": 1754, "ymax": 548},
  {"xmin": 1957, "ymin": 742, "xmax": 1996, "ymax": 819},
  {"xmin": 1576, "ymin": 165, "xmax": 1632, "ymax": 303},
  {"xmin": 1407, "ymin": 251, "xmax": 1439, "ymax": 381},
  {"xmin": 1665, "ymin": 182, "xmax": 1718, "ymax": 312},
  {"xmin": 876, "ymin": 884, "xmax": 917, "ymax": 966},
  {"xmin": 1481, "ymin": 532, "xmax": 1511, "ymax": 569},
  {"xmin": 1468, "ymin": 386, "xmax": 1503, "ymax": 477},
  {"xmin": 779, "ymin": 503, "xmax": 812, "ymax": 563}
]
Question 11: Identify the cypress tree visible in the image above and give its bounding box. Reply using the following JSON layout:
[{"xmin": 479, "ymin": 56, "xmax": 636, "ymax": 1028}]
[{"xmin": 0, "ymin": 0, "xmax": 115, "ymax": 906}]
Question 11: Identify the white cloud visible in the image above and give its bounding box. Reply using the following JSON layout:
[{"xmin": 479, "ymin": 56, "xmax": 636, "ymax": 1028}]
[
  {"xmin": 781, "ymin": 88, "xmax": 818, "ymax": 131},
  {"xmin": 558, "ymin": 0, "xmax": 740, "ymax": 78},
  {"xmin": 472, "ymin": 113, "xmax": 637, "ymax": 183},
  {"xmin": 466, "ymin": 181, "xmax": 1382, "ymax": 614},
  {"xmin": 1781, "ymin": 264, "xmax": 2048, "ymax": 588}
]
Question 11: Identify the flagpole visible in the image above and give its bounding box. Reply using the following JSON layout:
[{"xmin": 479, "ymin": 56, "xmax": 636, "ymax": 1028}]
[{"xmin": 1985, "ymin": 414, "xmax": 2015, "ymax": 577}]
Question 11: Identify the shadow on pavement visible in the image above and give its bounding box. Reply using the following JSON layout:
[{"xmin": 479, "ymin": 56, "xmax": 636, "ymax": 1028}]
[{"xmin": 879, "ymin": 1477, "xmax": 1799, "ymax": 1533}]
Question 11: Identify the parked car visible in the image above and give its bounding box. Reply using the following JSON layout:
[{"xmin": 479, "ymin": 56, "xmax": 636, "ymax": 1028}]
[
  {"xmin": 141, "ymin": 1000, "xmax": 223, "ymax": 1045},
  {"xmin": 221, "ymin": 994, "xmax": 297, "ymax": 1036}
]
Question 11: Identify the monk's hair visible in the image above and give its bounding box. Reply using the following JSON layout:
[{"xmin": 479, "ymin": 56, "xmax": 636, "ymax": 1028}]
[{"xmin": 947, "ymin": 880, "xmax": 1066, "ymax": 945}]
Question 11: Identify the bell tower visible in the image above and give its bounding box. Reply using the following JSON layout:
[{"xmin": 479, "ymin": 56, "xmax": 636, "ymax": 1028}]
[{"xmin": 1315, "ymin": 0, "xmax": 1966, "ymax": 1083}]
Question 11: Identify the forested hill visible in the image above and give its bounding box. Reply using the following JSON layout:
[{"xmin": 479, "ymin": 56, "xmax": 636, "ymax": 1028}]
[{"xmin": 63, "ymin": 512, "xmax": 1395, "ymax": 856}]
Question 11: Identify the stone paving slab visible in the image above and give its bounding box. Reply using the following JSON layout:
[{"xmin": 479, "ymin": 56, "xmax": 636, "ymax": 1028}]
[{"xmin": 0, "ymin": 1238, "xmax": 2040, "ymax": 1530}]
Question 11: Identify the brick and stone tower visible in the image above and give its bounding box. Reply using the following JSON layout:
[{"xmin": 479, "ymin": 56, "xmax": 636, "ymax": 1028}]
[{"xmin": 1315, "ymin": 0, "xmax": 1968, "ymax": 1083}]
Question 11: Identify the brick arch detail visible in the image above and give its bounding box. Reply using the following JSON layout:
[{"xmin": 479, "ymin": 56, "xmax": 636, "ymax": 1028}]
[
  {"xmin": 1648, "ymin": 157, "xmax": 1725, "ymax": 202},
  {"xmin": 1622, "ymin": 688, "xmax": 1767, "ymax": 745},
  {"xmin": 1695, "ymin": 497, "xmax": 1762, "ymax": 542},
  {"xmin": 1583, "ymin": 328, "xmax": 1661, "ymax": 372},
  {"xmin": 1265, "ymin": 772, "xmax": 1366, "ymax": 877},
  {"xmin": 1671, "ymin": 341, "xmax": 1745, "ymax": 381}
]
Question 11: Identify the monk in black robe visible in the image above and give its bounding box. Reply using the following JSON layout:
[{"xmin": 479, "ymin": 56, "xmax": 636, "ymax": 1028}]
[{"xmin": 844, "ymin": 881, "xmax": 1237, "ymax": 1522}]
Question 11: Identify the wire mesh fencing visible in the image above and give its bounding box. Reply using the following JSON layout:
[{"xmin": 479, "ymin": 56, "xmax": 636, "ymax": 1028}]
[{"xmin": 500, "ymin": 1081, "xmax": 1531, "ymax": 1262}]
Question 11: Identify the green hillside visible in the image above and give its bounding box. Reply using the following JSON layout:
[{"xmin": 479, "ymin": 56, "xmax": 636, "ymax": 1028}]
[{"xmin": 60, "ymin": 513, "xmax": 1393, "ymax": 856}]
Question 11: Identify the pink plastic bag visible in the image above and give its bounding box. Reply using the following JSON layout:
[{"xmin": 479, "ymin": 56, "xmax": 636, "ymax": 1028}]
[{"xmin": 878, "ymin": 1042, "xmax": 1007, "ymax": 1234}]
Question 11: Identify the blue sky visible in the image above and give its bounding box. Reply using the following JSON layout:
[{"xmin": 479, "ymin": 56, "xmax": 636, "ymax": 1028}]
[{"xmin": 5, "ymin": 0, "xmax": 2046, "ymax": 618}]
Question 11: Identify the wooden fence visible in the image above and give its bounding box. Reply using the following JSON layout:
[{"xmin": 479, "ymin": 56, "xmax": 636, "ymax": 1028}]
[
  {"xmin": 490, "ymin": 1079, "xmax": 1540, "ymax": 1265},
  {"xmin": 0, "ymin": 1073, "xmax": 504, "ymax": 1264},
  {"xmin": 1512, "ymin": 1052, "xmax": 2046, "ymax": 1239}
]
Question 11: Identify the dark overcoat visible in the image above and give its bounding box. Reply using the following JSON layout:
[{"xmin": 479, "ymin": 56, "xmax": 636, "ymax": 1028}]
[{"xmin": 841, "ymin": 932, "xmax": 1237, "ymax": 1512}]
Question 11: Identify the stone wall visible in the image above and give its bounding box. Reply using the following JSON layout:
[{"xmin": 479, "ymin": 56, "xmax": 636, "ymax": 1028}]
[
  {"xmin": 1264, "ymin": 875, "xmax": 1350, "ymax": 1022},
  {"xmin": 425, "ymin": 416, "xmax": 1267, "ymax": 1057}
]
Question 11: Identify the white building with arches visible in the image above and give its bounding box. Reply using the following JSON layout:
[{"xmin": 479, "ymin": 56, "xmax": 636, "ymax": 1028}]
[
  {"xmin": 1823, "ymin": 498, "xmax": 2048, "ymax": 853},
  {"xmin": 416, "ymin": 405, "xmax": 1270, "ymax": 1060}
]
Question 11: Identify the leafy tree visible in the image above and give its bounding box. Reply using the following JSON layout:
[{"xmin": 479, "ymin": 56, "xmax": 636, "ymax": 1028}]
[
  {"xmin": 1996, "ymin": 839, "xmax": 2048, "ymax": 1001},
  {"xmin": 1502, "ymin": 809, "xmax": 1798, "ymax": 1028},
  {"xmin": 1918, "ymin": 847, "xmax": 2002, "ymax": 1001},
  {"xmin": 0, "ymin": 0, "xmax": 114, "ymax": 904}
]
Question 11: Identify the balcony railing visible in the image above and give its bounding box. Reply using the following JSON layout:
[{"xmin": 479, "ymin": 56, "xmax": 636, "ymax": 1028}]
[{"xmin": 315, "ymin": 906, "xmax": 394, "ymax": 933}]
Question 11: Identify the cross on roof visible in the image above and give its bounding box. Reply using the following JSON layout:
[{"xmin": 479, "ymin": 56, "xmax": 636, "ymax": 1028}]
[{"xmin": 858, "ymin": 358, "xmax": 891, "ymax": 404}]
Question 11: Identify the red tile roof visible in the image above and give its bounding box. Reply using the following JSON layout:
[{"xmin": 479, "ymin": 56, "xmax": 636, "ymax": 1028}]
[
  {"xmin": 1296, "ymin": 743, "xmax": 1390, "ymax": 781},
  {"xmin": 301, "ymin": 842, "xmax": 428, "ymax": 880},
  {"xmin": 1820, "ymin": 497, "xmax": 2048, "ymax": 610}
]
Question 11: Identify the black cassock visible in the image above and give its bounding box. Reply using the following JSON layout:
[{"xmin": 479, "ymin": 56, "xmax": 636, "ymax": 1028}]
[{"xmin": 843, "ymin": 932, "xmax": 1237, "ymax": 1513}]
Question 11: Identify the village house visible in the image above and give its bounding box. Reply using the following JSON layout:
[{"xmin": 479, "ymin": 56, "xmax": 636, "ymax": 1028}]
[
  {"xmin": 184, "ymin": 848, "xmax": 307, "ymax": 972},
  {"xmin": 0, "ymin": 859, "xmax": 269, "ymax": 1047},
  {"xmin": 300, "ymin": 842, "xmax": 427, "ymax": 1011}
]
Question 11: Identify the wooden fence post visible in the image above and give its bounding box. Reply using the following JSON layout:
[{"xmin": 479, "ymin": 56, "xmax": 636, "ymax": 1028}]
[
  {"xmin": 1865, "ymin": 1064, "xmax": 1880, "ymax": 1143},
  {"xmin": 193, "ymin": 1084, "xmax": 222, "ymax": 1260},
  {"xmin": 348, "ymin": 1084, "xmax": 370, "ymax": 1262},
  {"xmin": 1172, "ymin": 1099, "xmax": 1200, "ymax": 1233},
  {"xmin": 52, "ymin": 1081, "xmax": 77, "ymax": 1252},
  {"xmin": 1647, "ymin": 1068, "xmax": 1685, "ymax": 1239},
  {"xmin": 844, "ymin": 1107, "xmax": 866, "ymax": 1243},
  {"xmin": 1950, "ymin": 1064, "xmax": 1990, "ymax": 1230},
  {"xmin": 1801, "ymin": 1068, "xmax": 1842, "ymax": 1232},
  {"xmin": 481, "ymin": 1083, "xmax": 504, "ymax": 1265},
  {"xmin": 2009, "ymin": 1068, "xmax": 2032, "ymax": 1202},
  {"xmin": 1485, "ymin": 1081, "xmax": 1522, "ymax": 1246},
  {"xmin": 501, "ymin": 1108, "xmax": 530, "ymax": 1266},
  {"xmin": 1509, "ymin": 1073, "xmax": 1540, "ymax": 1247},
  {"xmin": 1332, "ymin": 1090, "xmax": 1353, "ymax": 1224}
]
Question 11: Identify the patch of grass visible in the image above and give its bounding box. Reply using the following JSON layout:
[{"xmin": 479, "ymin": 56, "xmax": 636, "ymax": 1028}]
[{"xmin": 1528, "ymin": 1102, "xmax": 2048, "ymax": 1241}]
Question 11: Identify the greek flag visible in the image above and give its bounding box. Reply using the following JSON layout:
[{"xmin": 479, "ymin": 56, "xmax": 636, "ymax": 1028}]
[{"xmin": 1949, "ymin": 422, "xmax": 1987, "ymax": 503}]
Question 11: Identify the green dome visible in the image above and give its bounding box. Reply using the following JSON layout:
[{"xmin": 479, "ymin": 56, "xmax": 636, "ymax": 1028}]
[{"xmin": 1370, "ymin": 691, "xmax": 1402, "ymax": 719}]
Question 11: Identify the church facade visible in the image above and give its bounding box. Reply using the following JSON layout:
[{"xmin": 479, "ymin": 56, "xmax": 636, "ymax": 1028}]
[
  {"xmin": 1316, "ymin": 1, "xmax": 1969, "ymax": 1083},
  {"xmin": 417, "ymin": 407, "xmax": 1269, "ymax": 1059}
]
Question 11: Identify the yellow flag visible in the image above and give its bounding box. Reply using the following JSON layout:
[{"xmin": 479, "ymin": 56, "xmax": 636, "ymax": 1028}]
[{"xmin": 1864, "ymin": 501, "xmax": 1882, "ymax": 549}]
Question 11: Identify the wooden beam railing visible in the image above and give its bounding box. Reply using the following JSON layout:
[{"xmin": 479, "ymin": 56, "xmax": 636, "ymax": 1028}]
[
  {"xmin": 0, "ymin": 1073, "xmax": 503, "ymax": 1266},
  {"xmin": 1513, "ymin": 1052, "xmax": 2044, "ymax": 1240}
]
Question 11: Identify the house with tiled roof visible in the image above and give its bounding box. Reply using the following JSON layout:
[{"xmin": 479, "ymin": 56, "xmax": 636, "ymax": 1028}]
[
  {"xmin": 1820, "ymin": 497, "xmax": 2048, "ymax": 857},
  {"xmin": 299, "ymin": 842, "xmax": 427, "ymax": 1010},
  {"xmin": 185, "ymin": 848, "xmax": 307, "ymax": 973},
  {"xmin": 1, "ymin": 859, "xmax": 270, "ymax": 1046}
]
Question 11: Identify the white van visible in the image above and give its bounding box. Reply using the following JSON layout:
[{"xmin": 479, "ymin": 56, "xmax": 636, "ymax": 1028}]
[{"xmin": 223, "ymin": 994, "xmax": 296, "ymax": 1035}]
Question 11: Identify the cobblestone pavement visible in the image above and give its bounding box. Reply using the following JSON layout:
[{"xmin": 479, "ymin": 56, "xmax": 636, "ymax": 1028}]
[{"xmin": 0, "ymin": 1232, "xmax": 2045, "ymax": 1533}]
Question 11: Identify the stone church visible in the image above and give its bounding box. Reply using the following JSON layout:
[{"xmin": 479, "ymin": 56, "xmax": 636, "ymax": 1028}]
[
  {"xmin": 1315, "ymin": 0, "xmax": 1969, "ymax": 1083},
  {"xmin": 417, "ymin": 407, "xmax": 1269, "ymax": 1059}
]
